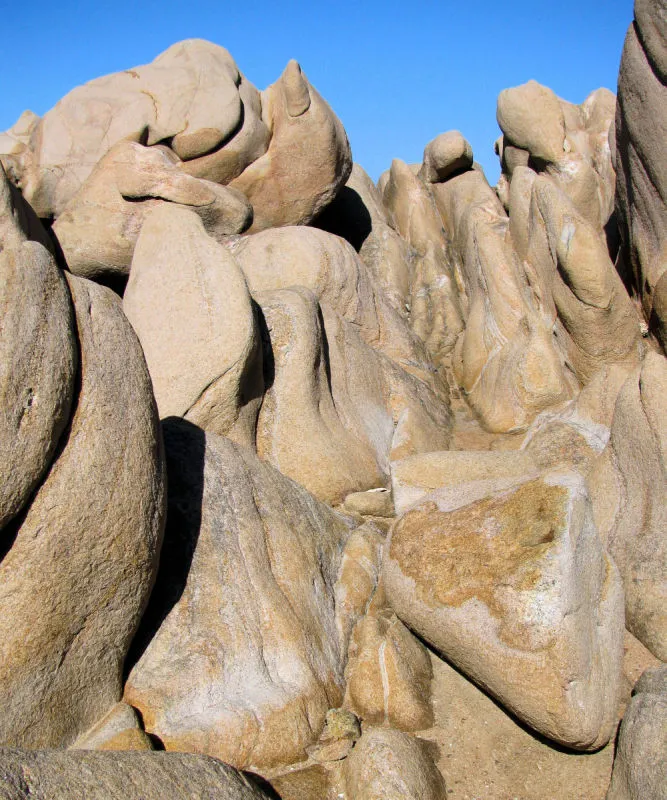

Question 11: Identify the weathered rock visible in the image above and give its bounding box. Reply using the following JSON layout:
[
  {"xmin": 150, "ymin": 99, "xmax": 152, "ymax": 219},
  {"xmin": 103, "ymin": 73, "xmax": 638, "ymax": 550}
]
[
  {"xmin": 615, "ymin": 2, "xmax": 667, "ymax": 349},
  {"xmin": 391, "ymin": 449, "xmax": 537, "ymax": 515},
  {"xmin": 123, "ymin": 205, "xmax": 262, "ymax": 446},
  {"xmin": 419, "ymin": 131, "xmax": 473, "ymax": 183},
  {"xmin": 230, "ymin": 60, "xmax": 352, "ymax": 231},
  {"xmin": 314, "ymin": 162, "xmax": 416, "ymax": 313},
  {"xmin": 72, "ymin": 703, "xmax": 153, "ymax": 752},
  {"xmin": 343, "ymin": 728, "xmax": 446, "ymax": 800},
  {"xmin": 589, "ymin": 352, "xmax": 667, "ymax": 660},
  {"xmin": 606, "ymin": 666, "xmax": 667, "ymax": 800},
  {"xmin": 254, "ymin": 287, "xmax": 450, "ymax": 505},
  {"xmin": 229, "ymin": 225, "xmax": 435, "ymax": 381},
  {"xmin": 125, "ymin": 419, "xmax": 357, "ymax": 771},
  {"xmin": 0, "ymin": 749, "xmax": 272, "ymax": 799},
  {"xmin": 0, "ymin": 168, "xmax": 77, "ymax": 532},
  {"xmin": 342, "ymin": 488, "xmax": 394, "ymax": 517},
  {"xmin": 383, "ymin": 472, "xmax": 624, "ymax": 749},
  {"xmin": 0, "ymin": 275, "xmax": 166, "ymax": 748},
  {"xmin": 497, "ymin": 80, "xmax": 566, "ymax": 165},
  {"xmin": 344, "ymin": 582, "xmax": 433, "ymax": 731},
  {"xmin": 53, "ymin": 141, "xmax": 252, "ymax": 280},
  {"xmin": 306, "ymin": 708, "xmax": 360, "ymax": 762},
  {"xmin": 4, "ymin": 40, "xmax": 268, "ymax": 217}
]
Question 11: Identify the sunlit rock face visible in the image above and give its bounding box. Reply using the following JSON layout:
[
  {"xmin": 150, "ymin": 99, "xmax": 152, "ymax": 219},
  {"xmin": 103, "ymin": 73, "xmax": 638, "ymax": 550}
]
[{"xmin": 0, "ymin": 20, "xmax": 664, "ymax": 800}]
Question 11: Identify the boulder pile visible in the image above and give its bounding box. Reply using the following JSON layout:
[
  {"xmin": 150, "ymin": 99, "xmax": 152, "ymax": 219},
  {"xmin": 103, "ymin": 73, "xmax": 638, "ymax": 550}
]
[{"xmin": 0, "ymin": 3, "xmax": 664, "ymax": 798}]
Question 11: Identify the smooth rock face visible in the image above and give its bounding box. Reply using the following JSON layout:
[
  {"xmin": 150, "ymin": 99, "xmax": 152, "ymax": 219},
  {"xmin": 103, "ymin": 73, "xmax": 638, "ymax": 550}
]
[
  {"xmin": 419, "ymin": 131, "xmax": 473, "ymax": 183},
  {"xmin": 0, "ymin": 275, "xmax": 166, "ymax": 748},
  {"xmin": 0, "ymin": 169, "xmax": 77, "ymax": 532},
  {"xmin": 0, "ymin": 749, "xmax": 272, "ymax": 800},
  {"xmin": 230, "ymin": 60, "xmax": 352, "ymax": 231},
  {"xmin": 72, "ymin": 703, "xmax": 153, "ymax": 752},
  {"xmin": 53, "ymin": 141, "xmax": 252, "ymax": 280},
  {"xmin": 125, "ymin": 419, "xmax": 356, "ymax": 771},
  {"xmin": 123, "ymin": 205, "xmax": 262, "ymax": 445},
  {"xmin": 344, "ymin": 728, "xmax": 447, "ymax": 800},
  {"xmin": 615, "ymin": 2, "xmax": 667, "ymax": 349},
  {"xmin": 588, "ymin": 352, "xmax": 667, "ymax": 660},
  {"xmin": 6, "ymin": 39, "xmax": 268, "ymax": 218},
  {"xmin": 383, "ymin": 472, "xmax": 624, "ymax": 749},
  {"xmin": 497, "ymin": 80, "xmax": 566, "ymax": 164},
  {"xmin": 606, "ymin": 666, "xmax": 667, "ymax": 800}
]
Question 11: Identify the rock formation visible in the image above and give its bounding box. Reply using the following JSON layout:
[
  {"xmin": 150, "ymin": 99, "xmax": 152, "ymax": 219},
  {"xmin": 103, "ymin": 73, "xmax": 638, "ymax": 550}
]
[{"xmin": 0, "ymin": 10, "xmax": 664, "ymax": 798}]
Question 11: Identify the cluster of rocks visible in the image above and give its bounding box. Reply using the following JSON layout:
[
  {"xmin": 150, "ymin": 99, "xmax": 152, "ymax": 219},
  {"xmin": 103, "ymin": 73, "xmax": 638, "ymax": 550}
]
[{"xmin": 0, "ymin": 2, "xmax": 664, "ymax": 798}]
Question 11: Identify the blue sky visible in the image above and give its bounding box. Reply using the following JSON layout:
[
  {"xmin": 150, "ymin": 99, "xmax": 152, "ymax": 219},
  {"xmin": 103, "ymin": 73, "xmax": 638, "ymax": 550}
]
[{"xmin": 1, "ymin": 0, "xmax": 633, "ymax": 184}]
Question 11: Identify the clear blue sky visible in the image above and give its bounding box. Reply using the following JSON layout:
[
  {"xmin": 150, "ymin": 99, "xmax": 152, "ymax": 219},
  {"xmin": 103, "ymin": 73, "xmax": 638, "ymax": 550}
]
[{"xmin": 1, "ymin": 0, "xmax": 633, "ymax": 185}]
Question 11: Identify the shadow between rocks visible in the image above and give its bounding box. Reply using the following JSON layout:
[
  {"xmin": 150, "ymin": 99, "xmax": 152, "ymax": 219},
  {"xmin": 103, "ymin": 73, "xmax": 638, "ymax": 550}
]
[{"xmin": 124, "ymin": 417, "xmax": 206, "ymax": 678}]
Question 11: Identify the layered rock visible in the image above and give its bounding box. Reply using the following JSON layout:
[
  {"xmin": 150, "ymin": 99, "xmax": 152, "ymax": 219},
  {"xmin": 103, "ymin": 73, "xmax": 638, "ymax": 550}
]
[
  {"xmin": 383, "ymin": 472, "xmax": 624, "ymax": 749},
  {"xmin": 125, "ymin": 419, "xmax": 357, "ymax": 771},
  {"xmin": 123, "ymin": 205, "xmax": 262, "ymax": 445},
  {"xmin": 0, "ymin": 275, "xmax": 166, "ymax": 748}
]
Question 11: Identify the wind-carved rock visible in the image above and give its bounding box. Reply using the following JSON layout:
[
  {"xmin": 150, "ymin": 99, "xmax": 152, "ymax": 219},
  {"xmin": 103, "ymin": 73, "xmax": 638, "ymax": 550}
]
[
  {"xmin": 0, "ymin": 274, "xmax": 166, "ymax": 749},
  {"xmin": 123, "ymin": 204, "xmax": 263, "ymax": 446}
]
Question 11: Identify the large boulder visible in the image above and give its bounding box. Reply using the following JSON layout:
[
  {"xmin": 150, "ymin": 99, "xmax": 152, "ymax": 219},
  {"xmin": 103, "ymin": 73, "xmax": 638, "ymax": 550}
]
[
  {"xmin": 229, "ymin": 60, "xmax": 352, "ymax": 231},
  {"xmin": 125, "ymin": 419, "xmax": 358, "ymax": 771},
  {"xmin": 606, "ymin": 665, "xmax": 667, "ymax": 800},
  {"xmin": 383, "ymin": 472, "xmax": 625, "ymax": 749},
  {"xmin": 0, "ymin": 749, "xmax": 272, "ymax": 800},
  {"xmin": 343, "ymin": 728, "xmax": 447, "ymax": 800},
  {"xmin": 588, "ymin": 352, "xmax": 667, "ymax": 660},
  {"xmin": 0, "ymin": 167, "xmax": 77, "ymax": 532},
  {"xmin": 0, "ymin": 275, "xmax": 166, "ymax": 748},
  {"xmin": 615, "ymin": 1, "xmax": 667, "ymax": 350},
  {"xmin": 53, "ymin": 141, "xmax": 252, "ymax": 280},
  {"xmin": 3, "ymin": 40, "xmax": 269, "ymax": 218},
  {"xmin": 123, "ymin": 205, "xmax": 262, "ymax": 446}
]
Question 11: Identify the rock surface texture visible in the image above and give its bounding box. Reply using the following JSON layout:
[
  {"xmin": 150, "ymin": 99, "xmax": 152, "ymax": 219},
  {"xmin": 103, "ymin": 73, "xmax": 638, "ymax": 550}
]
[{"xmin": 0, "ymin": 20, "xmax": 665, "ymax": 800}]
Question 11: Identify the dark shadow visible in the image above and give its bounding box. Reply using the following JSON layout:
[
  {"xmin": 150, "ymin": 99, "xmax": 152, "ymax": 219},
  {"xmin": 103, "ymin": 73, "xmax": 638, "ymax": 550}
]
[
  {"xmin": 243, "ymin": 772, "xmax": 283, "ymax": 799},
  {"xmin": 255, "ymin": 300, "xmax": 275, "ymax": 393},
  {"xmin": 410, "ymin": 629, "xmax": 611, "ymax": 756},
  {"xmin": 131, "ymin": 706, "xmax": 166, "ymax": 750},
  {"xmin": 604, "ymin": 211, "xmax": 621, "ymax": 267},
  {"xmin": 316, "ymin": 304, "xmax": 333, "ymax": 394},
  {"xmin": 312, "ymin": 185, "xmax": 373, "ymax": 252},
  {"xmin": 124, "ymin": 417, "xmax": 207, "ymax": 677}
]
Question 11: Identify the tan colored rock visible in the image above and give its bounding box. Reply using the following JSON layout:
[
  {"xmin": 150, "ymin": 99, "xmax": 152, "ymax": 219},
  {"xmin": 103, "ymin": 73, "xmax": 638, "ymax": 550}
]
[
  {"xmin": 53, "ymin": 141, "xmax": 252, "ymax": 280},
  {"xmin": 306, "ymin": 708, "xmax": 360, "ymax": 762},
  {"xmin": 254, "ymin": 287, "xmax": 450, "ymax": 505},
  {"xmin": 391, "ymin": 449, "xmax": 537, "ymax": 515},
  {"xmin": 314, "ymin": 162, "xmax": 416, "ymax": 313},
  {"xmin": 229, "ymin": 225, "xmax": 434, "ymax": 381},
  {"xmin": 125, "ymin": 419, "xmax": 357, "ymax": 771},
  {"xmin": 344, "ymin": 583, "xmax": 433, "ymax": 731},
  {"xmin": 606, "ymin": 666, "xmax": 667, "ymax": 800},
  {"xmin": 230, "ymin": 60, "xmax": 352, "ymax": 231},
  {"xmin": 342, "ymin": 488, "xmax": 394, "ymax": 517},
  {"xmin": 589, "ymin": 352, "xmax": 667, "ymax": 660},
  {"xmin": 529, "ymin": 176, "xmax": 642, "ymax": 383},
  {"xmin": 497, "ymin": 80, "xmax": 566, "ymax": 164},
  {"xmin": 72, "ymin": 703, "xmax": 153, "ymax": 752},
  {"xmin": 0, "ymin": 168, "xmax": 77, "ymax": 532},
  {"xmin": 0, "ymin": 749, "xmax": 272, "ymax": 799},
  {"xmin": 0, "ymin": 275, "xmax": 166, "ymax": 748},
  {"xmin": 615, "ymin": 4, "xmax": 667, "ymax": 350},
  {"xmin": 123, "ymin": 204, "xmax": 262, "ymax": 446},
  {"xmin": 6, "ymin": 40, "xmax": 268, "ymax": 217},
  {"xmin": 343, "ymin": 727, "xmax": 446, "ymax": 800},
  {"xmin": 383, "ymin": 472, "xmax": 625, "ymax": 749},
  {"xmin": 419, "ymin": 130, "xmax": 473, "ymax": 183}
]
